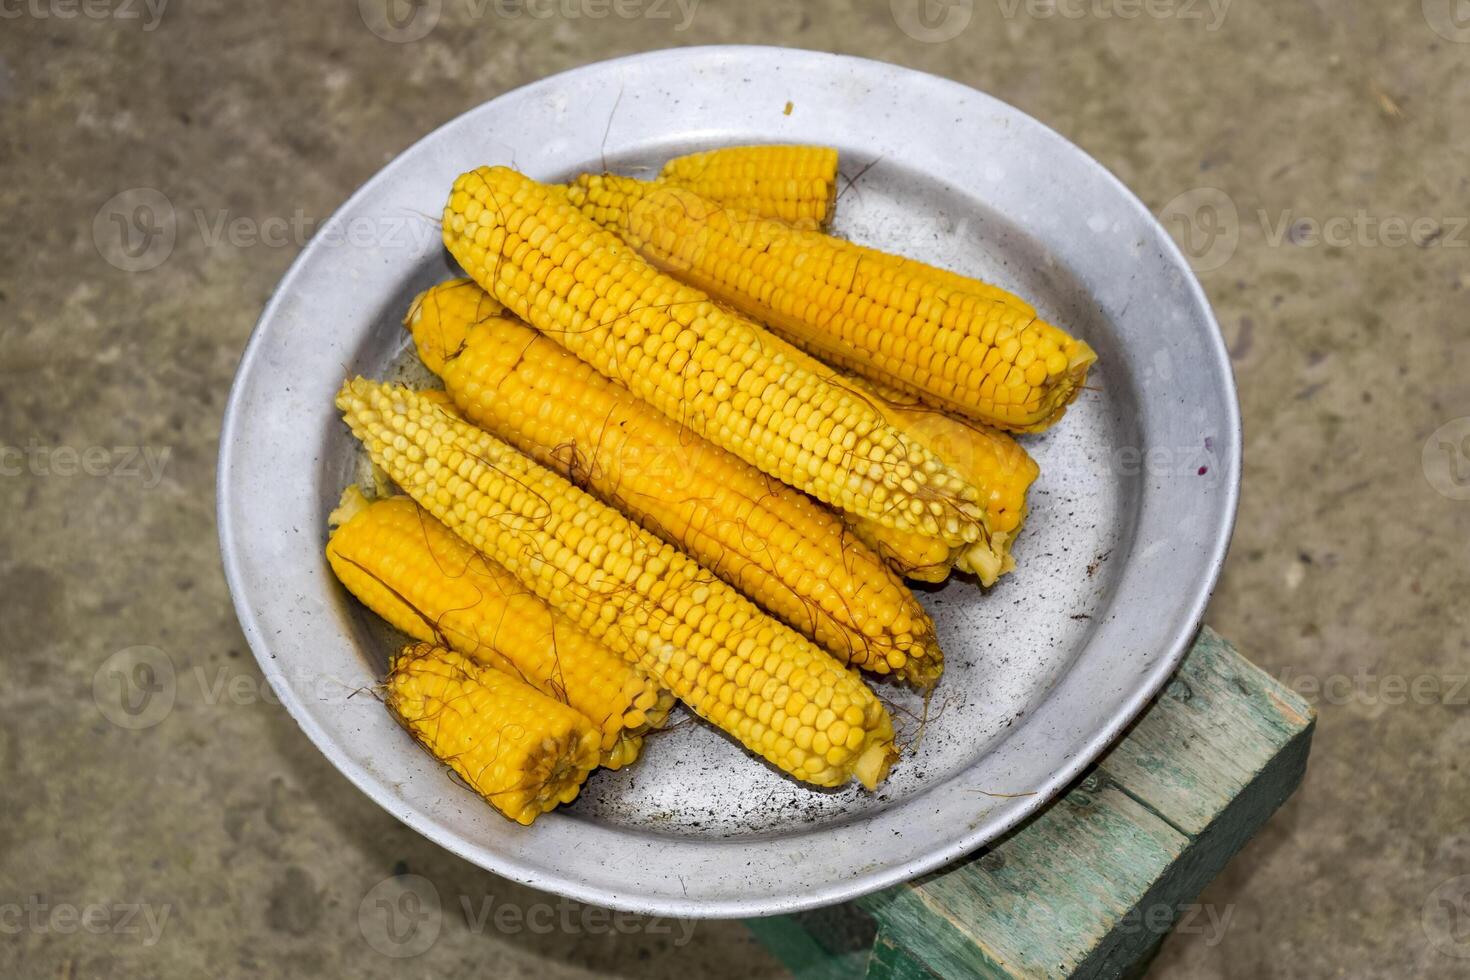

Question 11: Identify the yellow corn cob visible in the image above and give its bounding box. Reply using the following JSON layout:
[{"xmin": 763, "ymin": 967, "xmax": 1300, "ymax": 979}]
[
  {"xmin": 408, "ymin": 279, "xmax": 1008, "ymax": 588},
  {"xmin": 847, "ymin": 521, "xmax": 957, "ymax": 584},
  {"xmin": 338, "ymin": 378, "xmax": 898, "ymax": 789},
  {"xmin": 700, "ymin": 305, "xmax": 1034, "ymax": 586},
  {"xmin": 865, "ymin": 382, "xmax": 1036, "ymax": 567},
  {"xmin": 441, "ymin": 165, "xmax": 987, "ymax": 548},
  {"xmin": 565, "ymin": 174, "xmax": 1097, "ymax": 433},
  {"xmin": 386, "ymin": 642, "xmax": 601, "ymax": 825},
  {"xmin": 326, "ymin": 486, "xmax": 671, "ymax": 768},
  {"xmin": 406, "ymin": 279, "xmax": 942, "ymax": 686},
  {"xmin": 658, "ymin": 144, "xmax": 838, "ymax": 231},
  {"xmin": 842, "ymin": 387, "xmax": 1038, "ymax": 585},
  {"xmin": 407, "ymin": 275, "xmax": 1027, "ymax": 588}
]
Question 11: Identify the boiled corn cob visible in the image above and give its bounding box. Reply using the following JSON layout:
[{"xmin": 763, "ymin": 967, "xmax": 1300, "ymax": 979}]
[
  {"xmin": 327, "ymin": 486, "xmax": 671, "ymax": 768},
  {"xmin": 703, "ymin": 306, "xmax": 1034, "ymax": 586},
  {"xmin": 412, "ymin": 385, "xmax": 955, "ymax": 619},
  {"xmin": 565, "ymin": 174, "xmax": 1097, "ymax": 433},
  {"xmin": 410, "ymin": 270, "xmax": 1030, "ymax": 588},
  {"xmin": 441, "ymin": 165, "xmax": 987, "ymax": 548},
  {"xmin": 339, "ymin": 378, "xmax": 898, "ymax": 789},
  {"xmin": 841, "ymin": 381, "xmax": 1038, "ymax": 585},
  {"xmin": 408, "ymin": 275, "xmax": 1027, "ymax": 589},
  {"xmin": 386, "ymin": 643, "xmax": 602, "ymax": 825},
  {"xmin": 406, "ymin": 279, "xmax": 942, "ymax": 686},
  {"xmin": 658, "ymin": 144, "xmax": 838, "ymax": 231},
  {"xmin": 847, "ymin": 520, "xmax": 957, "ymax": 584}
]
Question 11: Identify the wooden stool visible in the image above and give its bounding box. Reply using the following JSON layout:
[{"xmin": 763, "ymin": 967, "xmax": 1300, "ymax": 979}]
[{"xmin": 746, "ymin": 629, "xmax": 1315, "ymax": 978}]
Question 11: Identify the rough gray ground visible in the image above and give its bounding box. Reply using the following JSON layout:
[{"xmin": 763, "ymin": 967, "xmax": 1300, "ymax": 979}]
[{"xmin": 1, "ymin": 2, "xmax": 1467, "ymax": 977}]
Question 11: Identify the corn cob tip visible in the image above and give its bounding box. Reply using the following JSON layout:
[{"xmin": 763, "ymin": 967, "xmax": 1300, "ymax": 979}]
[
  {"xmin": 1072, "ymin": 338, "xmax": 1099, "ymax": 371},
  {"xmin": 905, "ymin": 647, "xmax": 945, "ymax": 691},
  {"xmin": 853, "ymin": 728, "xmax": 899, "ymax": 791},
  {"xmin": 405, "ymin": 278, "xmax": 502, "ymax": 374},
  {"xmin": 328, "ymin": 484, "xmax": 373, "ymax": 528},
  {"xmin": 870, "ymin": 656, "xmax": 943, "ymax": 691},
  {"xmin": 959, "ymin": 545, "xmax": 1004, "ymax": 587},
  {"xmin": 1013, "ymin": 335, "xmax": 1098, "ymax": 432},
  {"xmin": 404, "ymin": 285, "xmax": 431, "ymax": 329},
  {"xmin": 337, "ymin": 375, "xmax": 368, "ymax": 406},
  {"xmin": 337, "ymin": 376, "xmax": 430, "ymax": 415}
]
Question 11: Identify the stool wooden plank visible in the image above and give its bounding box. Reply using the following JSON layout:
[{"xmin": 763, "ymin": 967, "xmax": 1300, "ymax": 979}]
[{"xmin": 746, "ymin": 628, "xmax": 1315, "ymax": 979}]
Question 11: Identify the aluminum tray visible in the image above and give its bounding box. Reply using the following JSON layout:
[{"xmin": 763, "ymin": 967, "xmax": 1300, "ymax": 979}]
[{"xmin": 217, "ymin": 46, "xmax": 1240, "ymax": 919}]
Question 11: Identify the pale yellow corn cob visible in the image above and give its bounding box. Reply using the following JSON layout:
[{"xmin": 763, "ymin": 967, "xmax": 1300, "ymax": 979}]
[
  {"xmin": 441, "ymin": 165, "xmax": 988, "ymax": 548},
  {"xmin": 565, "ymin": 174, "xmax": 1097, "ymax": 433},
  {"xmin": 405, "ymin": 279, "xmax": 942, "ymax": 686},
  {"xmin": 658, "ymin": 144, "xmax": 838, "ymax": 231},
  {"xmin": 327, "ymin": 486, "xmax": 671, "ymax": 768},
  {"xmin": 339, "ymin": 378, "xmax": 898, "ymax": 789},
  {"xmin": 387, "ymin": 643, "xmax": 601, "ymax": 825}
]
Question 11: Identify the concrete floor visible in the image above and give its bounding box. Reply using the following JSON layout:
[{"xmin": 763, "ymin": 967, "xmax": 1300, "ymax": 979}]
[{"xmin": 2, "ymin": 2, "xmax": 1467, "ymax": 977}]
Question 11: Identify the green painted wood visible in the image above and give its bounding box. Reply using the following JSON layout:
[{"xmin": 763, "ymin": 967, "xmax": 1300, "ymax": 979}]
[
  {"xmin": 858, "ymin": 777, "xmax": 1187, "ymax": 978},
  {"xmin": 1101, "ymin": 627, "xmax": 1313, "ymax": 837},
  {"xmin": 1072, "ymin": 630, "xmax": 1316, "ymax": 978},
  {"xmin": 746, "ymin": 628, "xmax": 1316, "ymax": 980},
  {"xmin": 1117, "ymin": 940, "xmax": 1163, "ymax": 980},
  {"xmin": 743, "ymin": 914, "xmax": 868, "ymax": 980},
  {"xmin": 865, "ymin": 931, "xmax": 942, "ymax": 979}
]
